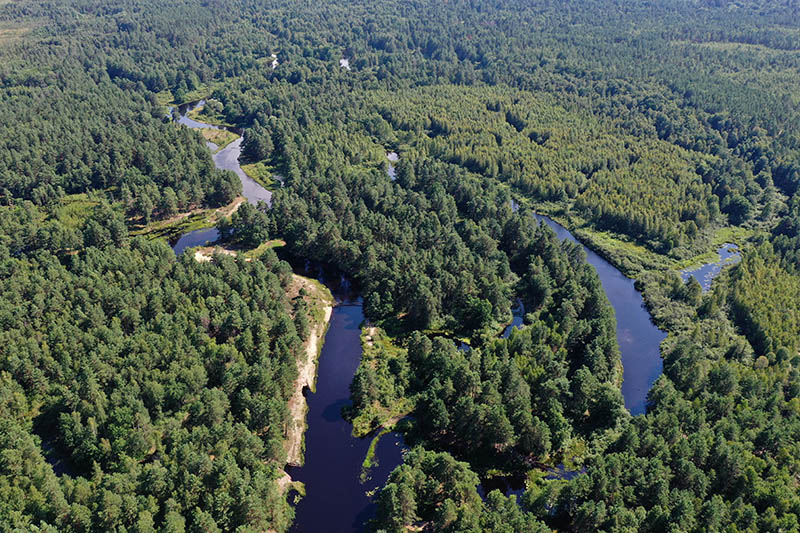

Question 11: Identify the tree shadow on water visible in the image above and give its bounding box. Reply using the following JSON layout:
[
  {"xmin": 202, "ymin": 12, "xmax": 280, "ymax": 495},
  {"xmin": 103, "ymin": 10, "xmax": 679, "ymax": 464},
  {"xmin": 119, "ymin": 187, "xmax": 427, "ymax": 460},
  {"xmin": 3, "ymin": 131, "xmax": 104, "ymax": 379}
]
[{"xmin": 320, "ymin": 398, "xmax": 351, "ymax": 422}]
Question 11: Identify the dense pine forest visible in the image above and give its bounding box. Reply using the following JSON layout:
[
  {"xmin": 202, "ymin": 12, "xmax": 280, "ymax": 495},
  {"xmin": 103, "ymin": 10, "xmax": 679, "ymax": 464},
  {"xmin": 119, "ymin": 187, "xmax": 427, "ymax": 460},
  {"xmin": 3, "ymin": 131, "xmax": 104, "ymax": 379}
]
[{"xmin": 1, "ymin": 0, "xmax": 799, "ymax": 531}]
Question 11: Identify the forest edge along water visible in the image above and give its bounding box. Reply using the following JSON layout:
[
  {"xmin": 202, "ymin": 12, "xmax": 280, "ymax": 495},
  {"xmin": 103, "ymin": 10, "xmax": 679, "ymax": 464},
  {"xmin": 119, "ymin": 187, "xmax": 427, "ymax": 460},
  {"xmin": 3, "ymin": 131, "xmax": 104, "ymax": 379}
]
[
  {"xmin": 283, "ymin": 265, "xmax": 406, "ymax": 532},
  {"xmin": 507, "ymin": 199, "xmax": 667, "ymax": 416},
  {"xmin": 168, "ymin": 100, "xmax": 271, "ymax": 251},
  {"xmin": 532, "ymin": 212, "xmax": 666, "ymax": 416},
  {"xmin": 167, "ymin": 97, "xmax": 668, "ymax": 521},
  {"xmin": 168, "ymin": 103, "xmax": 407, "ymax": 531},
  {"xmin": 680, "ymin": 243, "xmax": 742, "ymax": 291},
  {"xmin": 166, "ymin": 98, "xmax": 732, "ymax": 524}
]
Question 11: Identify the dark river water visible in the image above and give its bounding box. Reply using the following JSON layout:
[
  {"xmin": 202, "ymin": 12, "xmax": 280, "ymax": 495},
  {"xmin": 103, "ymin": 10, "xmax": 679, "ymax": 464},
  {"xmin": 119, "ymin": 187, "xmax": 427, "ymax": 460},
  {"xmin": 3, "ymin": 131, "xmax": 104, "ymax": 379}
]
[
  {"xmin": 533, "ymin": 214, "xmax": 665, "ymax": 416},
  {"xmin": 168, "ymin": 101, "xmax": 672, "ymax": 527},
  {"xmin": 171, "ymin": 227, "xmax": 219, "ymax": 256},
  {"xmin": 287, "ymin": 291, "xmax": 405, "ymax": 532}
]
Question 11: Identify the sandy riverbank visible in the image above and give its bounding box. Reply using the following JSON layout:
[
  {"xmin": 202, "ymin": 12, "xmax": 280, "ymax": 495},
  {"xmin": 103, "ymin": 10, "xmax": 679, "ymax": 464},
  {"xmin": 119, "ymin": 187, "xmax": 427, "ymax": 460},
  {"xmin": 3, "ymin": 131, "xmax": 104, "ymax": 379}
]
[
  {"xmin": 285, "ymin": 274, "xmax": 334, "ymax": 466},
  {"xmin": 190, "ymin": 253, "xmax": 333, "ymax": 491}
]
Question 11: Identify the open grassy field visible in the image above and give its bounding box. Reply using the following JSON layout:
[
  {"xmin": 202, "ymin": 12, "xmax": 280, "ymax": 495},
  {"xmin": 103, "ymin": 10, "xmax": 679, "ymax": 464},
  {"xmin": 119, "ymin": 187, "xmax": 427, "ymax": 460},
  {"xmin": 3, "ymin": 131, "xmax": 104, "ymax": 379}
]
[{"xmin": 50, "ymin": 194, "xmax": 100, "ymax": 229}]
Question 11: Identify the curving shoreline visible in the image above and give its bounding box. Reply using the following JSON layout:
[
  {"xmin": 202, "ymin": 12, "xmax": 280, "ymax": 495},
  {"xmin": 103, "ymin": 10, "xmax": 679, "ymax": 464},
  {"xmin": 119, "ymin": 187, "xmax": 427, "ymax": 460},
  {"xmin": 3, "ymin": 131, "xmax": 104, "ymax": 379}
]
[
  {"xmin": 285, "ymin": 276, "xmax": 334, "ymax": 467},
  {"xmin": 168, "ymin": 101, "xmax": 338, "ymax": 504}
]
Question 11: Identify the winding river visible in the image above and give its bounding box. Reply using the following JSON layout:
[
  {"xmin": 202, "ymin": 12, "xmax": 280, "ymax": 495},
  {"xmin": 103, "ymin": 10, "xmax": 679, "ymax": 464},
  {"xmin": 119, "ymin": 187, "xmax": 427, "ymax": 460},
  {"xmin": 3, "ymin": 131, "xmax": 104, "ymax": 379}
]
[
  {"xmin": 169, "ymin": 100, "xmax": 271, "ymax": 253},
  {"xmin": 532, "ymin": 213, "xmax": 665, "ymax": 416},
  {"xmin": 167, "ymin": 101, "xmax": 677, "ymax": 527},
  {"xmin": 174, "ymin": 99, "xmax": 272, "ymax": 206},
  {"xmin": 284, "ymin": 268, "xmax": 405, "ymax": 532},
  {"xmin": 169, "ymin": 104, "xmax": 406, "ymax": 531}
]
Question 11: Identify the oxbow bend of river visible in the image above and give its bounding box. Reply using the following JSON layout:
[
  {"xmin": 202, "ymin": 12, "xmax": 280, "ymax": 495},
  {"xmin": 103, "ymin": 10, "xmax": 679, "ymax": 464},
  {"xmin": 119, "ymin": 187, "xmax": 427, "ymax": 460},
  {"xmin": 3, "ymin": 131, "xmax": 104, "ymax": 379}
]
[{"xmin": 165, "ymin": 102, "xmax": 738, "ymax": 525}]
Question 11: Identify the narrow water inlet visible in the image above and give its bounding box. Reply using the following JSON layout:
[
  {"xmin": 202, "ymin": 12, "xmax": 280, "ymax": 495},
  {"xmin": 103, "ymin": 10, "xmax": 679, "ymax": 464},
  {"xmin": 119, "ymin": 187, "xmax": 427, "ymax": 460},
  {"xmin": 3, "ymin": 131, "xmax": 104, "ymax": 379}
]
[{"xmin": 680, "ymin": 243, "xmax": 741, "ymax": 291}]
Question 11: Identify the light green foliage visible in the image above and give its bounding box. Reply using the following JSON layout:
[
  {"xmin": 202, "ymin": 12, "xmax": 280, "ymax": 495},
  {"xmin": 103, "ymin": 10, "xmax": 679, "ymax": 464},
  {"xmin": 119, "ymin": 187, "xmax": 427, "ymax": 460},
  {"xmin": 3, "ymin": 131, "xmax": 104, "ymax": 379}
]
[{"xmin": 731, "ymin": 244, "xmax": 800, "ymax": 355}]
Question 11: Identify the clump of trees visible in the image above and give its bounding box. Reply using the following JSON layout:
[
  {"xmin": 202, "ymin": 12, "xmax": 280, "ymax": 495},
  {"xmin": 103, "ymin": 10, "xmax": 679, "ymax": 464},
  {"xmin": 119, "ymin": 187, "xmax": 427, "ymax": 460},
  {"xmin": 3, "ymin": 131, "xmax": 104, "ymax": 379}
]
[
  {"xmin": 217, "ymin": 202, "xmax": 272, "ymax": 247},
  {"xmin": 374, "ymin": 448, "xmax": 548, "ymax": 532},
  {"xmin": 0, "ymin": 231, "xmax": 303, "ymax": 531}
]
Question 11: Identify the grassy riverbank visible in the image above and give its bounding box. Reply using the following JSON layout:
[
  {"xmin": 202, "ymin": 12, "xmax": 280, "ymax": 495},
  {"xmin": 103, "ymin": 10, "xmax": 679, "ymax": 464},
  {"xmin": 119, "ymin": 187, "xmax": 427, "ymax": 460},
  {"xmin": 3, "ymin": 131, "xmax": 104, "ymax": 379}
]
[
  {"xmin": 349, "ymin": 326, "xmax": 414, "ymax": 438},
  {"xmin": 185, "ymin": 101, "xmax": 234, "ymax": 127},
  {"xmin": 360, "ymin": 428, "xmax": 391, "ymax": 482},
  {"xmin": 192, "ymin": 239, "xmax": 286, "ymax": 262},
  {"xmin": 514, "ymin": 195, "xmax": 757, "ymax": 278},
  {"xmin": 200, "ymin": 128, "xmax": 238, "ymax": 152},
  {"xmin": 130, "ymin": 197, "xmax": 244, "ymax": 242},
  {"xmin": 155, "ymin": 83, "xmax": 225, "ymax": 107},
  {"xmin": 241, "ymin": 161, "xmax": 281, "ymax": 189}
]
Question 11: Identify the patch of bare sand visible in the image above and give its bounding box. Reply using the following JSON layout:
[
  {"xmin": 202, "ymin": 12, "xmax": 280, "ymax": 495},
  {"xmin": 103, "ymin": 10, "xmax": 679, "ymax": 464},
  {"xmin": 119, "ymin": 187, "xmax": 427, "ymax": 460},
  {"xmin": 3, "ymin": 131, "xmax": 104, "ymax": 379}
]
[
  {"xmin": 285, "ymin": 276, "xmax": 333, "ymax": 466},
  {"xmin": 194, "ymin": 246, "xmax": 238, "ymax": 262},
  {"xmin": 365, "ymin": 326, "xmax": 377, "ymax": 347}
]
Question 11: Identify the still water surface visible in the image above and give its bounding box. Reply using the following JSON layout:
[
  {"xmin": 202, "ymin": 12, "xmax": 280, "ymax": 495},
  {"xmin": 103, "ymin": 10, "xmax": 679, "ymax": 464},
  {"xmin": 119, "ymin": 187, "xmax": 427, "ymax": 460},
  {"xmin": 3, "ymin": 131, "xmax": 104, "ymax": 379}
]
[
  {"xmin": 285, "ymin": 268, "xmax": 405, "ymax": 532},
  {"xmin": 533, "ymin": 213, "xmax": 665, "ymax": 416},
  {"xmin": 680, "ymin": 243, "xmax": 741, "ymax": 291}
]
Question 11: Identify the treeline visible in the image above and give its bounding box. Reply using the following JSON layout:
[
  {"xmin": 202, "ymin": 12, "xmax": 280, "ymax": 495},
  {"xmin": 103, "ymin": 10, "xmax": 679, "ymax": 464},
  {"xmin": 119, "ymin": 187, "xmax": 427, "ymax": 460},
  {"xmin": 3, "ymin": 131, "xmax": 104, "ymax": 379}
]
[
  {"xmin": 0, "ymin": 79, "xmax": 239, "ymax": 211},
  {"xmin": 0, "ymin": 233, "xmax": 304, "ymax": 531},
  {"xmin": 540, "ymin": 303, "xmax": 800, "ymax": 532},
  {"xmin": 269, "ymin": 154, "xmax": 519, "ymax": 330},
  {"xmin": 0, "ymin": 0, "xmax": 243, "ymax": 225},
  {"xmin": 349, "ymin": 212, "xmax": 623, "ymax": 457},
  {"xmin": 730, "ymin": 244, "xmax": 800, "ymax": 356},
  {"xmin": 214, "ymin": 0, "xmax": 796, "ymax": 249},
  {"xmin": 370, "ymin": 86, "xmax": 722, "ymax": 252},
  {"xmin": 372, "ymin": 263, "xmax": 800, "ymax": 531}
]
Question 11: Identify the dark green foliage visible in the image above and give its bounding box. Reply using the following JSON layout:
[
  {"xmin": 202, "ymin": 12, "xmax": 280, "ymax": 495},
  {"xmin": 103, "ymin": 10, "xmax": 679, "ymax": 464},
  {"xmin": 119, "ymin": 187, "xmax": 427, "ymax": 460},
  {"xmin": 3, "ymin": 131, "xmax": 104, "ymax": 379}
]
[
  {"xmin": 217, "ymin": 202, "xmax": 270, "ymax": 247},
  {"xmin": 243, "ymin": 120, "xmax": 275, "ymax": 162},
  {"xmin": 0, "ymin": 239, "xmax": 301, "ymax": 531},
  {"xmin": 374, "ymin": 448, "xmax": 548, "ymax": 532},
  {"xmin": 388, "ymin": 215, "xmax": 623, "ymax": 461},
  {"xmin": 1, "ymin": 0, "xmax": 800, "ymax": 530},
  {"xmin": 548, "ymin": 328, "xmax": 800, "ymax": 532},
  {"xmin": 730, "ymin": 244, "xmax": 800, "ymax": 355}
]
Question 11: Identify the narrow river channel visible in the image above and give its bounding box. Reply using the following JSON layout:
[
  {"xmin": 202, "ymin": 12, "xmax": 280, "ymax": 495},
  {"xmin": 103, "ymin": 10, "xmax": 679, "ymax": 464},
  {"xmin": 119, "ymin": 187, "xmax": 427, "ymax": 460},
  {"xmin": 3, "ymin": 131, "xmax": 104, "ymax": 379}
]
[
  {"xmin": 169, "ymin": 100, "xmax": 271, "ymax": 254},
  {"xmin": 533, "ymin": 214, "xmax": 666, "ymax": 416},
  {"xmin": 284, "ymin": 270, "xmax": 405, "ymax": 532},
  {"xmin": 168, "ymin": 101, "xmax": 670, "ymax": 528}
]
